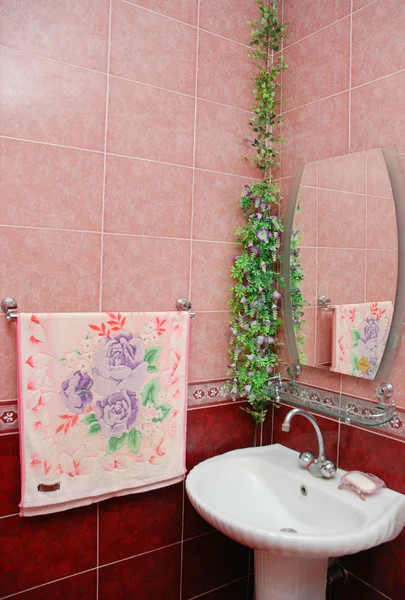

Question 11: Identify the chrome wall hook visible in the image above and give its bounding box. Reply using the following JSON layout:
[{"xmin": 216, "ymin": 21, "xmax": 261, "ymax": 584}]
[
  {"xmin": 176, "ymin": 298, "xmax": 195, "ymax": 318},
  {"xmin": 318, "ymin": 295, "xmax": 336, "ymax": 312},
  {"xmin": 1, "ymin": 297, "xmax": 18, "ymax": 322}
]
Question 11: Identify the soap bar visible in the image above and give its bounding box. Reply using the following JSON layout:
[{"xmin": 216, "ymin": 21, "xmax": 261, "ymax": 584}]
[
  {"xmin": 338, "ymin": 471, "xmax": 386, "ymax": 500},
  {"xmin": 345, "ymin": 472, "xmax": 376, "ymax": 493}
]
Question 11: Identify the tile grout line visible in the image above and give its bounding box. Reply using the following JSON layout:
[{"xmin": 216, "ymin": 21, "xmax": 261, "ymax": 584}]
[
  {"xmin": 0, "ymin": 567, "xmax": 99, "ymax": 600},
  {"xmin": 348, "ymin": 0, "xmax": 353, "ymax": 153},
  {"xmin": 98, "ymin": 0, "xmax": 112, "ymax": 313},
  {"xmin": 188, "ymin": 575, "xmax": 250, "ymax": 600},
  {"xmin": 365, "ymin": 150, "xmax": 368, "ymax": 303},
  {"xmin": 182, "ymin": 2, "xmax": 201, "ymax": 597},
  {"xmin": 188, "ymin": 0, "xmax": 201, "ymax": 309},
  {"xmin": 347, "ymin": 570, "xmax": 392, "ymax": 599}
]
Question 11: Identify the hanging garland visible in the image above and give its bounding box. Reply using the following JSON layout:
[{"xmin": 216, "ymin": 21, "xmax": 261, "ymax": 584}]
[{"xmin": 228, "ymin": 0, "xmax": 287, "ymax": 426}]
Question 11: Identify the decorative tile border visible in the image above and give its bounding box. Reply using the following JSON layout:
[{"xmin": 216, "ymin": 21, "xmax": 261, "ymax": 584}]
[
  {"xmin": 0, "ymin": 401, "xmax": 18, "ymax": 434},
  {"xmin": 187, "ymin": 380, "xmax": 239, "ymax": 407}
]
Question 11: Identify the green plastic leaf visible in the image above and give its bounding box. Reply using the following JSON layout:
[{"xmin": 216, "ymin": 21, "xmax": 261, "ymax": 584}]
[
  {"xmin": 144, "ymin": 346, "xmax": 163, "ymax": 365},
  {"xmin": 128, "ymin": 428, "xmax": 142, "ymax": 455},
  {"xmin": 87, "ymin": 422, "xmax": 101, "ymax": 436},
  {"xmin": 142, "ymin": 377, "xmax": 160, "ymax": 406},
  {"xmin": 81, "ymin": 412, "xmax": 97, "ymax": 425}
]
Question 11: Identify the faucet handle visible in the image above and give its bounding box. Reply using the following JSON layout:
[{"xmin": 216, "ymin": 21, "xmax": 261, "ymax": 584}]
[
  {"xmin": 299, "ymin": 451, "xmax": 315, "ymax": 468},
  {"xmin": 320, "ymin": 460, "xmax": 336, "ymax": 479}
]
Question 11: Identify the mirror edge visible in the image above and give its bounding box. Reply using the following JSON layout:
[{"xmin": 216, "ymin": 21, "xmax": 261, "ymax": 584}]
[
  {"xmin": 375, "ymin": 146, "xmax": 405, "ymax": 381},
  {"xmin": 281, "ymin": 164, "xmax": 304, "ymax": 370}
]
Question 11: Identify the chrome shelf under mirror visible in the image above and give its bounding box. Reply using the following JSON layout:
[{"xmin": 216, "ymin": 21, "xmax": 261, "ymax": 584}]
[{"xmin": 265, "ymin": 381, "xmax": 397, "ymax": 427}]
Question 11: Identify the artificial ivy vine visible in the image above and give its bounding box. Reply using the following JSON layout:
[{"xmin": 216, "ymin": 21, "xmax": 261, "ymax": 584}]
[{"xmin": 228, "ymin": 0, "xmax": 287, "ymax": 427}]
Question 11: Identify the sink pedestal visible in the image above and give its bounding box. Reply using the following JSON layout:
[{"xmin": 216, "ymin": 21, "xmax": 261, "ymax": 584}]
[{"xmin": 255, "ymin": 551, "xmax": 328, "ymax": 600}]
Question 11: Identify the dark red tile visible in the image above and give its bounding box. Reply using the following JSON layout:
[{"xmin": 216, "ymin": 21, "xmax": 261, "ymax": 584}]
[
  {"xmin": 273, "ymin": 404, "xmax": 339, "ymax": 464},
  {"xmin": 247, "ymin": 574, "xmax": 255, "ymax": 600},
  {"xmin": 341, "ymin": 529, "xmax": 405, "ymax": 600},
  {"xmin": 262, "ymin": 407, "xmax": 273, "ymax": 446},
  {"xmin": 186, "ymin": 403, "xmax": 255, "ymax": 471},
  {"xmin": 184, "ymin": 491, "xmax": 214, "ymax": 540},
  {"xmin": 99, "ymin": 482, "xmax": 182, "ymax": 565},
  {"xmin": 0, "ymin": 433, "xmax": 20, "ymax": 517},
  {"xmin": 10, "ymin": 570, "xmax": 97, "ymax": 600},
  {"xmin": 331, "ymin": 572, "xmax": 396, "ymax": 600},
  {"xmin": 182, "ymin": 531, "xmax": 249, "ymax": 599},
  {"xmin": 0, "ymin": 506, "xmax": 97, "ymax": 596},
  {"xmin": 338, "ymin": 425, "xmax": 405, "ymax": 494},
  {"xmin": 99, "ymin": 543, "xmax": 181, "ymax": 600},
  {"xmin": 195, "ymin": 577, "xmax": 249, "ymax": 600}
]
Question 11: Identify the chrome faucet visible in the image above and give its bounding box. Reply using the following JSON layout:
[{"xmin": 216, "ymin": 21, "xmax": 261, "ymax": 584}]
[{"xmin": 281, "ymin": 408, "xmax": 336, "ymax": 479}]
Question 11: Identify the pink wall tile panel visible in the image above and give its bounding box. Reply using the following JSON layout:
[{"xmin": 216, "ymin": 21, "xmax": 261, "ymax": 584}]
[
  {"xmin": 0, "ymin": 0, "xmax": 110, "ymax": 70},
  {"xmin": 110, "ymin": 0, "xmax": 197, "ymax": 95},
  {"xmin": 352, "ymin": 0, "xmax": 405, "ymax": 87},
  {"xmin": 0, "ymin": 48, "xmax": 107, "ymax": 150},
  {"xmin": 199, "ymin": 0, "xmax": 253, "ymax": 44},
  {"xmin": 134, "ymin": 0, "xmax": 198, "ymax": 25},
  {"xmin": 282, "ymin": 18, "xmax": 350, "ymax": 111},
  {"xmin": 283, "ymin": 0, "xmax": 351, "ymax": 46}
]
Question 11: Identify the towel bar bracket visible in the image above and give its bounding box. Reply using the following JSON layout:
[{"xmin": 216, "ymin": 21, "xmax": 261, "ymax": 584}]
[
  {"xmin": 176, "ymin": 298, "xmax": 196, "ymax": 318},
  {"xmin": 1, "ymin": 297, "xmax": 18, "ymax": 322}
]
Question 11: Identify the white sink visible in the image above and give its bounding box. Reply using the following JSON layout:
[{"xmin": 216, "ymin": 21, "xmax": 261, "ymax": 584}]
[{"xmin": 186, "ymin": 444, "xmax": 405, "ymax": 600}]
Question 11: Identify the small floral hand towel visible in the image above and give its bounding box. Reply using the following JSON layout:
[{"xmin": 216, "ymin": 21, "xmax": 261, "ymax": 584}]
[
  {"xmin": 17, "ymin": 311, "xmax": 190, "ymax": 516},
  {"xmin": 331, "ymin": 302, "xmax": 393, "ymax": 380}
]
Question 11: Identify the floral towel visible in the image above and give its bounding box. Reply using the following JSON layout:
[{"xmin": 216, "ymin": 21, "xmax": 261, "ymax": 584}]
[
  {"xmin": 17, "ymin": 311, "xmax": 190, "ymax": 516},
  {"xmin": 331, "ymin": 302, "xmax": 393, "ymax": 380}
]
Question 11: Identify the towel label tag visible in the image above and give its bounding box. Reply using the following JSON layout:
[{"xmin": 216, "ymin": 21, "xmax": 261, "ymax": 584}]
[
  {"xmin": 357, "ymin": 356, "xmax": 371, "ymax": 373},
  {"xmin": 37, "ymin": 482, "xmax": 60, "ymax": 493}
]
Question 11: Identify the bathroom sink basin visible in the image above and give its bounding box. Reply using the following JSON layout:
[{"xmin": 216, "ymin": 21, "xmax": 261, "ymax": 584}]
[
  {"xmin": 186, "ymin": 444, "xmax": 405, "ymax": 600},
  {"xmin": 186, "ymin": 443, "xmax": 405, "ymax": 558}
]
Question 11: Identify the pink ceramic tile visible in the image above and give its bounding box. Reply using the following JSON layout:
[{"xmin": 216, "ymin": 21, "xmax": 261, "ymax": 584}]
[
  {"xmin": 199, "ymin": 0, "xmax": 253, "ymax": 45},
  {"xmin": 198, "ymin": 31, "xmax": 253, "ymax": 111},
  {"xmin": 283, "ymin": 0, "xmax": 351, "ymax": 46},
  {"xmin": 189, "ymin": 312, "xmax": 230, "ymax": 382},
  {"xmin": 299, "ymin": 364, "xmax": 342, "ymax": 393},
  {"xmin": 351, "ymin": 71, "xmax": 405, "ymax": 155},
  {"xmin": 195, "ymin": 100, "xmax": 257, "ymax": 178},
  {"xmin": 299, "ymin": 247, "xmax": 317, "ymax": 307},
  {"xmin": 317, "ymin": 150, "xmax": 367, "ymax": 194},
  {"xmin": 301, "ymin": 162, "xmax": 317, "ymax": 187},
  {"xmin": 341, "ymin": 373, "xmax": 378, "ymax": 402},
  {"xmin": 191, "ymin": 242, "xmax": 236, "ymax": 311},
  {"xmin": 295, "ymin": 186, "xmax": 317, "ymax": 247},
  {"xmin": 352, "ymin": 0, "xmax": 405, "ymax": 87},
  {"xmin": 367, "ymin": 196, "xmax": 398, "ymax": 251},
  {"xmin": 318, "ymin": 190, "xmax": 366, "ymax": 249},
  {"xmin": 283, "ymin": 18, "xmax": 350, "ymax": 111},
  {"xmin": 107, "ymin": 77, "xmax": 194, "ymax": 165},
  {"xmin": 193, "ymin": 171, "xmax": 248, "ymax": 242},
  {"xmin": 133, "ymin": 0, "xmax": 198, "ymax": 25},
  {"xmin": 353, "ymin": 0, "xmax": 374, "ymax": 9},
  {"xmin": 366, "ymin": 249, "xmax": 398, "ymax": 304},
  {"xmin": 0, "ymin": 0, "xmax": 109, "ymax": 71},
  {"xmin": 104, "ymin": 155, "xmax": 192, "ymax": 237},
  {"xmin": 110, "ymin": 0, "xmax": 196, "ymax": 95},
  {"xmin": 0, "ymin": 317, "xmax": 17, "ymax": 400},
  {"xmin": 0, "ymin": 227, "xmax": 101, "ymax": 313},
  {"xmin": 281, "ymin": 93, "xmax": 349, "ymax": 178},
  {"xmin": 366, "ymin": 148, "xmax": 393, "ymax": 198},
  {"xmin": 300, "ymin": 306, "xmax": 316, "ymax": 367},
  {"xmin": 0, "ymin": 138, "xmax": 104, "ymax": 230},
  {"xmin": 315, "ymin": 309, "xmax": 333, "ymax": 366},
  {"xmin": 0, "ymin": 48, "xmax": 106, "ymax": 150},
  {"xmin": 101, "ymin": 234, "xmax": 190, "ymax": 312},
  {"xmin": 318, "ymin": 248, "xmax": 366, "ymax": 305}
]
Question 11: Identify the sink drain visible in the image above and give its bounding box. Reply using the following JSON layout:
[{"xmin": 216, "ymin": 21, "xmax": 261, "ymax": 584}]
[{"xmin": 279, "ymin": 528, "xmax": 297, "ymax": 533}]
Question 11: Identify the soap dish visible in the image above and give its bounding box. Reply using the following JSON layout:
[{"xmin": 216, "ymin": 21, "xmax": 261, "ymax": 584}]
[{"xmin": 338, "ymin": 471, "xmax": 386, "ymax": 501}]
